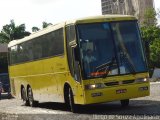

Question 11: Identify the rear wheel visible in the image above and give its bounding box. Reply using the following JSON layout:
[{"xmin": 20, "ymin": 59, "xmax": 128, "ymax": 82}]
[
  {"xmin": 21, "ymin": 87, "xmax": 29, "ymax": 106},
  {"xmin": 121, "ymin": 99, "xmax": 129, "ymax": 107},
  {"xmin": 27, "ymin": 87, "xmax": 38, "ymax": 107}
]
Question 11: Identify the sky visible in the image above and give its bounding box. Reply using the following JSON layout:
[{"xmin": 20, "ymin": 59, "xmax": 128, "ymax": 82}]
[
  {"xmin": 0, "ymin": 0, "xmax": 159, "ymax": 32},
  {"xmin": 154, "ymin": 0, "xmax": 160, "ymax": 25}
]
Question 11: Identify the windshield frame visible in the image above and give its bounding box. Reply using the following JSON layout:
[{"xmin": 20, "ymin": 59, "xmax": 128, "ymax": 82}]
[{"xmin": 75, "ymin": 20, "xmax": 148, "ymax": 80}]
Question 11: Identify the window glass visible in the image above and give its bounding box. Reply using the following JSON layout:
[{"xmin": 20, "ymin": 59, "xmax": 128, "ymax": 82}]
[
  {"xmin": 26, "ymin": 41, "xmax": 34, "ymax": 61},
  {"xmin": 9, "ymin": 28, "xmax": 64, "ymax": 65},
  {"xmin": 111, "ymin": 21, "xmax": 147, "ymax": 74},
  {"xmin": 32, "ymin": 37, "xmax": 43, "ymax": 60},
  {"xmin": 10, "ymin": 46, "xmax": 18, "ymax": 64},
  {"xmin": 66, "ymin": 25, "xmax": 76, "ymax": 77},
  {"xmin": 53, "ymin": 29, "xmax": 64, "ymax": 55},
  {"xmin": 77, "ymin": 21, "xmax": 147, "ymax": 79},
  {"xmin": 77, "ymin": 23, "xmax": 117, "ymax": 78}
]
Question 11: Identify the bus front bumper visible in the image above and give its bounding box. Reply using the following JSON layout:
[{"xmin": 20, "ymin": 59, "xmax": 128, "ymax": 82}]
[{"xmin": 83, "ymin": 82, "xmax": 149, "ymax": 105}]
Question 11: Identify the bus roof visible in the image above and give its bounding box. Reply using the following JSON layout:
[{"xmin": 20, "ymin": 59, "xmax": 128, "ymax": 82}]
[
  {"xmin": 66, "ymin": 15, "xmax": 136, "ymax": 24},
  {"xmin": 8, "ymin": 15, "xmax": 136, "ymax": 47},
  {"xmin": 8, "ymin": 22, "xmax": 66, "ymax": 47}
]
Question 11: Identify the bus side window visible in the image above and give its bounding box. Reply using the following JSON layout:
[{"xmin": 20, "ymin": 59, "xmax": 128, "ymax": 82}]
[
  {"xmin": 10, "ymin": 46, "xmax": 17, "ymax": 64},
  {"xmin": 33, "ymin": 39, "xmax": 42, "ymax": 60},
  {"xmin": 27, "ymin": 41, "xmax": 34, "ymax": 61}
]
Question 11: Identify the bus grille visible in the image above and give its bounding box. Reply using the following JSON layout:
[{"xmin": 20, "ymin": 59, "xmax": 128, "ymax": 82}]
[
  {"xmin": 105, "ymin": 82, "xmax": 119, "ymax": 86},
  {"xmin": 104, "ymin": 80, "xmax": 135, "ymax": 87},
  {"xmin": 122, "ymin": 80, "xmax": 135, "ymax": 84}
]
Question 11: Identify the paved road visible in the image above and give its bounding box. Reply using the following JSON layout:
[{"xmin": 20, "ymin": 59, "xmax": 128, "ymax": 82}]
[{"xmin": 0, "ymin": 82, "xmax": 160, "ymax": 120}]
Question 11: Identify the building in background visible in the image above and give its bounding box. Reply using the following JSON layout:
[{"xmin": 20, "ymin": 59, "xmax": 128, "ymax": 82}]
[
  {"xmin": 101, "ymin": 0, "xmax": 154, "ymax": 24},
  {"xmin": 0, "ymin": 44, "xmax": 8, "ymax": 53},
  {"xmin": 0, "ymin": 44, "xmax": 8, "ymax": 73}
]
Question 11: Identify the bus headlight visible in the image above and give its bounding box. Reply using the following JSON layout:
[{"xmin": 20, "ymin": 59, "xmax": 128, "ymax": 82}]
[
  {"xmin": 85, "ymin": 83, "xmax": 105, "ymax": 90},
  {"xmin": 135, "ymin": 78, "xmax": 148, "ymax": 83}
]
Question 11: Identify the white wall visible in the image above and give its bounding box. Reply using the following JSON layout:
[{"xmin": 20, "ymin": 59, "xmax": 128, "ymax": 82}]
[{"xmin": 152, "ymin": 68, "xmax": 160, "ymax": 78}]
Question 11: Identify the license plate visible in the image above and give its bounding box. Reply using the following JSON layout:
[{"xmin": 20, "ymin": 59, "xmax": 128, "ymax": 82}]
[
  {"xmin": 116, "ymin": 89, "xmax": 127, "ymax": 94},
  {"xmin": 139, "ymin": 86, "xmax": 148, "ymax": 91}
]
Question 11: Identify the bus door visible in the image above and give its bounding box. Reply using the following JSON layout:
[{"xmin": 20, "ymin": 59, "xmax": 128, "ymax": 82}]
[{"xmin": 66, "ymin": 25, "xmax": 84, "ymax": 104}]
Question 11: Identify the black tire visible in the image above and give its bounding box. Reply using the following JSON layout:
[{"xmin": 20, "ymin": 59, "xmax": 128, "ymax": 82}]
[
  {"xmin": 121, "ymin": 99, "xmax": 129, "ymax": 107},
  {"xmin": 27, "ymin": 87, "xmax": 38, "ymax": 107},
  {"xmin": 68, "ymin": 87, "xmax": 78, "ymax": 113},
  {"xmin": 21, "ymin": 87, "xmax": 29, "ymax": 106},
  {"xmin": 7, "ymin": 92, "xmax": 12, "ymax": 99}
]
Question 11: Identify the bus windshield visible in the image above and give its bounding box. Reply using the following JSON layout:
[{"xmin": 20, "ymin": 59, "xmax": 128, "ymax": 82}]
[{"xmin": 77, "ymin": 21, "xmax": 147, "ymax": 79}]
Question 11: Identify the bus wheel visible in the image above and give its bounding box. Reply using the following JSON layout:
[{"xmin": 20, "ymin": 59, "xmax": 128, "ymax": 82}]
[
  {"xmin": 120, "ymin": 99, "xmax": 129, "ymax": 107},
  {"xmin": 68, "ymin": 87, "xmax": 77, "ymax": 113},
  {"xmin": 21, "ymin": 87, "xmax": 29, "ymax": 106},
  {"xmin": 27, "ymin": 87, "xmax": 37, "ymax": 107}
]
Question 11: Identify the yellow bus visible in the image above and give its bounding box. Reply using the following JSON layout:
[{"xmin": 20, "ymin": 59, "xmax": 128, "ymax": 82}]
[{"xmin": 8, "ymin": 15, "xmax": 149, "ymax": 112}]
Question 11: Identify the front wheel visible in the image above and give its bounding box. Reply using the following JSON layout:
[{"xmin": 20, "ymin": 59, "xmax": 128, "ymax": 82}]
[
  {"xmin": 120, "ymin": 99, "xmax": 129, "ymax": 107},
  {"xmin": 27, "ymin": 87, "xmax": 38, "ymax": 107},
  {"xmin": 68, "ymin": 88, "xmax": 78, "ymax": 113}
]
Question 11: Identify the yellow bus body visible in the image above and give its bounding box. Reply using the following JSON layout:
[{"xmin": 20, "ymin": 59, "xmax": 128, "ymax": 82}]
[{"xmin": 8, "ymin": 15, "xmax": 150, "ymax": 105}]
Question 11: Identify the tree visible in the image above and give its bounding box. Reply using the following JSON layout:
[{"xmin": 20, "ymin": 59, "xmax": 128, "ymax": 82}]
[
  {"xmin": 150, "ymin": 38, "xmax": 160, "ymax": 67},
  {"xmin": 0, "ymin": 20, "xmax": 30, "ymax": 43},
  {"xmin": 140, "ymin": 8, "xmax": 160, "ymax": 69},
  {"xmin": 143, "ymin": 8, "xmax": 157, "ymax": 27},
  {"xmin": 42, "ymin": 22, "xmax": 52, "ymax": 28},
  {"xmin": 31, "ymin": 22, "xmax": 52, "ymax": 32},
  {"xmin": 141, "ymin": 26, "xmax": 160, "ymax": 44},
  {"xmin": 141, "ymin": 26, "xmax": 160, "ymax": 68},
  {"xmin": 141, "ymin": 7, "xmax": 159, "ymax": 43},
  {"xmin": 32, "ymin": 27, "xmax": 40, "ymax": 32}
]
